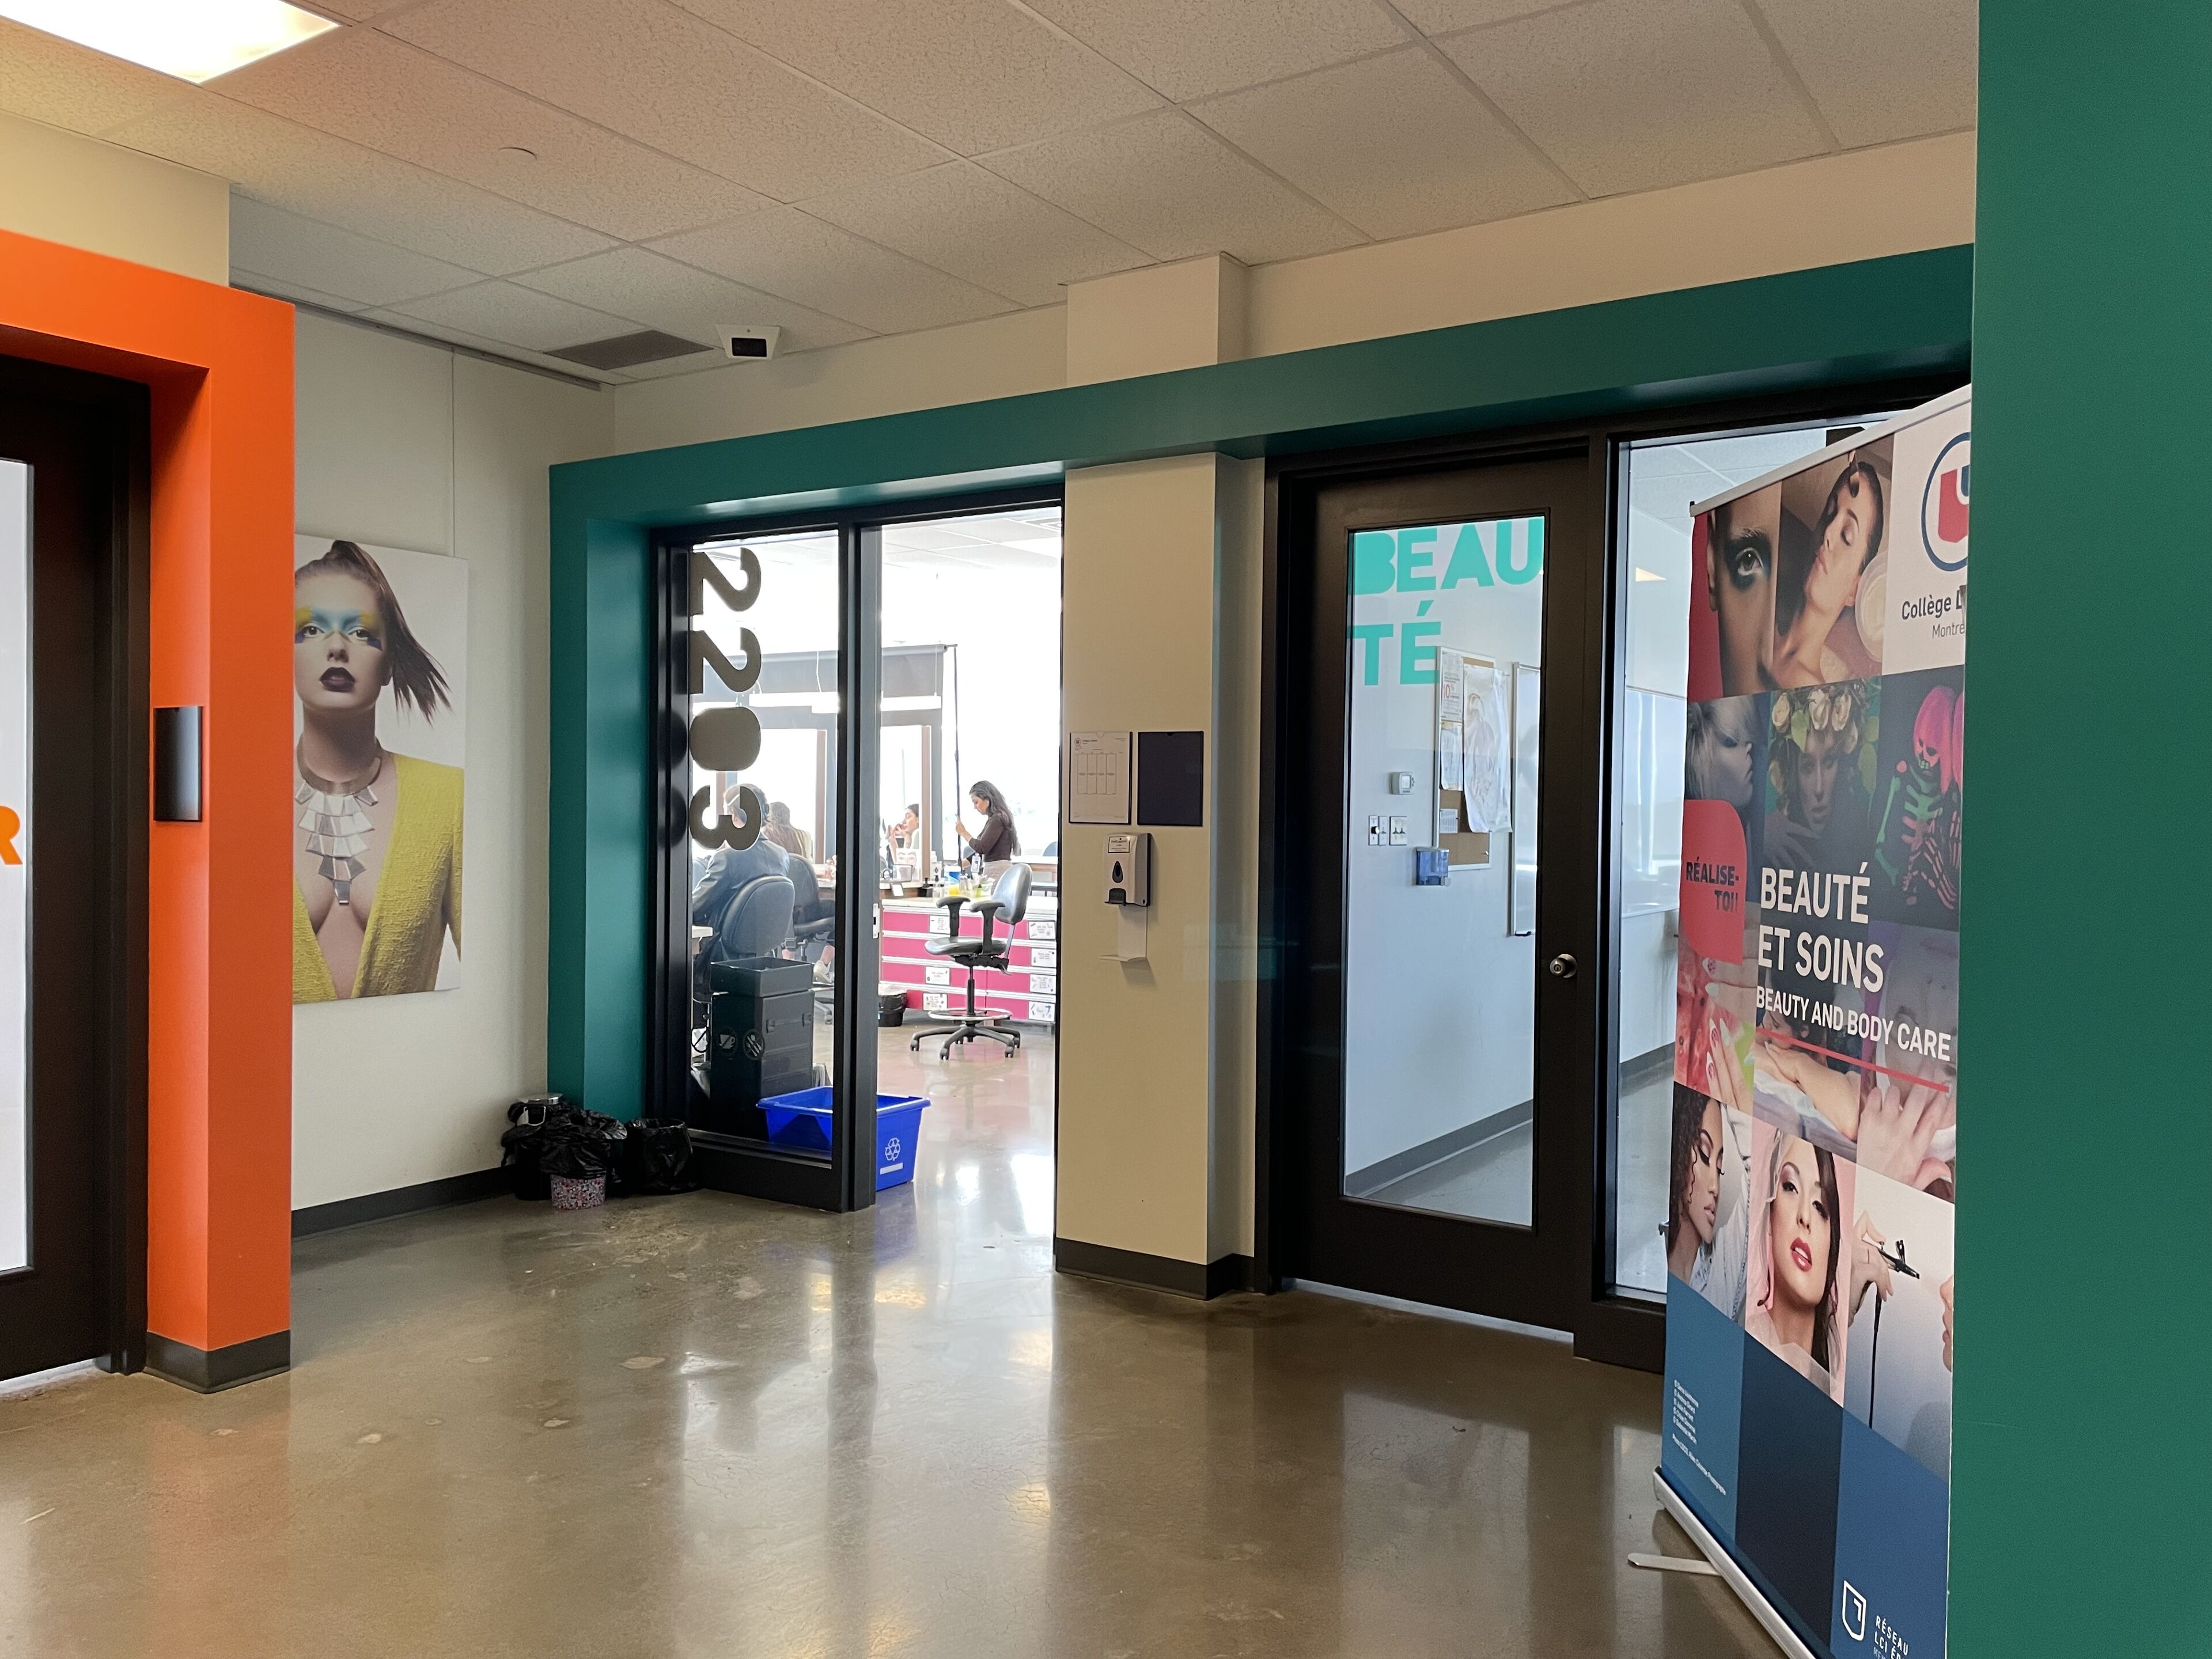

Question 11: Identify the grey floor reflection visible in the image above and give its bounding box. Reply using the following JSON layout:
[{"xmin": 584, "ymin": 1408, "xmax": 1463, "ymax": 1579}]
[{"xmin": 0, "ymin": 1028, "xmax": 1769, "ymax": 1658}]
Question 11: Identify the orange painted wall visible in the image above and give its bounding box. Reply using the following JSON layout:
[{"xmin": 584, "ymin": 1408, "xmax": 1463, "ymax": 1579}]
[{"xmin": 0, "ymin": 226, "xmax": 292, "ymax": 1355}]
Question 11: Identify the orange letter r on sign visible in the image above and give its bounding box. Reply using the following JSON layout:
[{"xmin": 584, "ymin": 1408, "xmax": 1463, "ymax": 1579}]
[{"xmin": 0, "ymin": 806, "xmax": 20, "ymax": 865}]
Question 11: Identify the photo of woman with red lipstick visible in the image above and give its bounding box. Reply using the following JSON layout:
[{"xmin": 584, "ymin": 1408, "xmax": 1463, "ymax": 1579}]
[
  {"xmin": 291, "ymin": 537, "xmax": 468, "ymax": 1003},
  {"xmin": 1744, "ymin": 1119, "xmax": 1854, "ymax": 1402}
]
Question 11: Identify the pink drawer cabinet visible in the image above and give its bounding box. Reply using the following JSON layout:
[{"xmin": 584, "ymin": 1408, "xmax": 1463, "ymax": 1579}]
[{"xmin": 881, "ymin": 897, "xmax": 1059, "ymax": 1024}]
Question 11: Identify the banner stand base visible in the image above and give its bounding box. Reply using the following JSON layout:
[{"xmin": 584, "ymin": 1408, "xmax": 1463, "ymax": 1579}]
[{"xmin": 1652, "ymin": 1469, "xmax": 1819, "ymax": 1659}]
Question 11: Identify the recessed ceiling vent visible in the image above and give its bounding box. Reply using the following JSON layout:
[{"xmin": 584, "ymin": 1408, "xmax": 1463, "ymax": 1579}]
[{"xmin": 546, "ymin": 329, "xmax": 713, "ymax": 371}]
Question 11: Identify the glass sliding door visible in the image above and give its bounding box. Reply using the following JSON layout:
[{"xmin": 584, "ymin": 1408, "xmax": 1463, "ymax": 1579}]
[{"xmin": 654, "ymin": 492, "xmax": 1059, "ymax": 1213}]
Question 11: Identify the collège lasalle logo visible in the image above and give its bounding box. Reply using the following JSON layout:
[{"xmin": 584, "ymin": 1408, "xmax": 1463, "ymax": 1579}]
[{"xmin": 1921, "ymin": 431, "xmax": 1970, "ymax": 572}]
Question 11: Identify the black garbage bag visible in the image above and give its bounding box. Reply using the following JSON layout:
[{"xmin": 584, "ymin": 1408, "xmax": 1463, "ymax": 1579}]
[
  {"xmin": 501, "ymin": 1096, "xmax": 626, "ymax": 1199},
  {"xmin": 612, "ymin": 1119, "xmax": 699, "ymax": 1196}
]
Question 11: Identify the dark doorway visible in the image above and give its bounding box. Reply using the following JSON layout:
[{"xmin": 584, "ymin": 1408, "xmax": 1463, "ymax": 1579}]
[
  {"xmin": 0, "ymin": 357, "xmax": 148, "ymax": 1385},
  {"xmin": 1267, "ymin": 448, "xmax": 1608, "ymax": 1339}
]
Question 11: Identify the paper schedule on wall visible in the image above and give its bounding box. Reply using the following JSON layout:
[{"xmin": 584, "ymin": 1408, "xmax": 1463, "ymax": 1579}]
[
  {"xmin": 1067, "ymin": 730, "xmax": 1131, "ymax": 825},
  {"xmin": 1434, "ymin": 649, "xmax": 1498, "ymax": 868}
]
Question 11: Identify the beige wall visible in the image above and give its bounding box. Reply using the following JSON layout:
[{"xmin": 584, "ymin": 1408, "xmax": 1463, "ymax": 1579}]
[
  {"xmin": 1065, "ymin": 255, "xmax": 1249, "ymax": 386},
  {"xmin": 612, "ymin": 304, "xmax": 1065, "ymax": 455},
  {"xmin": 606, "ymin": 131, "xmax": 1973, "ymax": 456},
  {"xmin": 1247, "ymin": 132, "xmax": 1976, "ymax": 358},
  {"xmin": 0, "ymin": 109, "xmax": 228, "ymax": 284},
  {"xmin": 293, "ymin": 313, "xmax": 613, "ymax": 1209},
  {"xmin": 1058, "ymin": 454, "xmax": 1255, "ymax": 1265}
]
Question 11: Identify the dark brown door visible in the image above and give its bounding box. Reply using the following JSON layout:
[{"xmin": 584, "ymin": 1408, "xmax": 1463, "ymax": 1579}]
[
  {"xmin": 1270, "ymin": 448, "xmax": 1604, "ymax": 1332},
  {"xmin": 0, "ymin": 358, "xmax": 146, "ymax": 1384}
]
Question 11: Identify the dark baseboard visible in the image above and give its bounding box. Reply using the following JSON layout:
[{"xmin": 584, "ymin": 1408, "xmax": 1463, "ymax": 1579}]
[
  {"xmin": 1054, "ymin": 1238, "xmax": 1262, "ymax": 1301},
  {"xmin": 146, "ymin": 1330, "xmax": 290, "ymax": 1393},
  {"xmin": 292, "ymin": 1166, "xmax": 510, "ymax": 1238},
  {"xmin": 1345, "ymin": 1099, "xmax": 1533, "ymax": 1199}
]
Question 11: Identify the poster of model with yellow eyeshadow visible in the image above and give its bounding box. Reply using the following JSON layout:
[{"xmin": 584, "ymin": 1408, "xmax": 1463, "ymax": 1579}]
[{"xmin": 291, "ymin": 536, "xmax": 468, "ymax": 1003}]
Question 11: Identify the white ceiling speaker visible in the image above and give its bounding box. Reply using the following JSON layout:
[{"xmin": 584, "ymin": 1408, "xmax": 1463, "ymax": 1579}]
[{"xmin": 717, "ymin": 326, "xmax": 783, "ymax": 362}]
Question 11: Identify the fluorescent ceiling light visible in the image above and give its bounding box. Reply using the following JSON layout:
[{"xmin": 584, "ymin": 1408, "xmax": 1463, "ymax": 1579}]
[
  {"xmin": 0, "ymin": 0, "xmax": 338, "ymax": 85},
  {"xmin": 1634, "ymin": 566, "xmax": 1667, "ymax": 583}
]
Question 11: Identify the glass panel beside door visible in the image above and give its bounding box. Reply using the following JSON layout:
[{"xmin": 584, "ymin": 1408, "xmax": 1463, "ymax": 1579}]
[
  {"xmin": 1342, "ymin": 517, "xmax": 1545, "ymax": 1228},
  {"xmin": 686, "ymin": 528, "xmax": 841, "ymax": 1149},
  {"xmin": 1608, "ymin": 415, "xmax": 1906, "ymax": 1300}
]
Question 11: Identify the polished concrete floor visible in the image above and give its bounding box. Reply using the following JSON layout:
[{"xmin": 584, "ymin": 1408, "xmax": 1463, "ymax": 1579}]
[{"xmin": 0, "ymin": 1031, "xmax": 1773, "ymax": 1659}]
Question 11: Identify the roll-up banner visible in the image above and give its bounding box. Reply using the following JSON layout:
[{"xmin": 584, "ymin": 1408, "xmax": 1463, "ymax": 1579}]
[{"xmin": 1663, "ymin": 385, "xmax": 1967, "ymax": 1658}]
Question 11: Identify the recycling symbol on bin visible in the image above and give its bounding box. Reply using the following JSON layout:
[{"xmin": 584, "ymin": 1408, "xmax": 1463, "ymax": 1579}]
[
  {"xmin": 884, "ymin": 1137, "xmax": 902, "ymax": 1165},
  {"xmin": 743, "ymin": 1032, "xmax": 764, "ymax": 1059}
]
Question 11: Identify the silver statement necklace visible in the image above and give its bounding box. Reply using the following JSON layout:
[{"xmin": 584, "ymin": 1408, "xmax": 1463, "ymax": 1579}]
[{"xmin": 297, "ymin": 743, "xmax": 384, "ymax": 907}]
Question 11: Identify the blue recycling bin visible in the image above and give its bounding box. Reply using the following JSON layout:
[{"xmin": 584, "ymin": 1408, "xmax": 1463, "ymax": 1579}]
[{"xmin": 758, "ymin": 1087, "xmax": 930, "ymax": 1190}]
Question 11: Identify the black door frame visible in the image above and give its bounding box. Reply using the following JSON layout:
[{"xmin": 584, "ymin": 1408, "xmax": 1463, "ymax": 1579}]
[
  {"xmin": 1256, "ymin": 373, "xmax": 1964, "ymax": 1372},
  {"xmin": 0, "ymin": 354, "xmax": 151, "ymax": 1380},
  {"xmin": 648, "ymin": 484, "xmax": 1062, "ymax": 1212}
]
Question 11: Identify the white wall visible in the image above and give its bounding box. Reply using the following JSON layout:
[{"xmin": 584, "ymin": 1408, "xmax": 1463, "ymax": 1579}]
[
  {"xmin": 292, "ymin": 313, "xmax": 612, "ymax": 1209},
  {"xmin": 0, "ymin": 109, "xmax": 226, "ymax": 283}
]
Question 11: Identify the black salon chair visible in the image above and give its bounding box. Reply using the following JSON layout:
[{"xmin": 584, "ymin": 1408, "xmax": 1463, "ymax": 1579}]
[
  {"xmin": 909, "ymin": 862, "xmax": 1031, "ymax": 1059},
  {"xmin": 786, "ymin": 857, "xmax": 832, "ymax": 957},
  {"xmin": 717, "ymin": 873, "xmax": 795, "ymax": 963},
  {"xmin": 690, "ymin": 870, "xmax": 794, "ymax": 1051}
]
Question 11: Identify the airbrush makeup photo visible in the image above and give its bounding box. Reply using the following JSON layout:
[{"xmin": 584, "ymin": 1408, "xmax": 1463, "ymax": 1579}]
[
  {"xmin": 290, "ymin": 536, "xmax": 469, "ymax": 1003},
  {"xmin": 1843, "ymin": 1166, "xmax": 1956, "ymax": 1482}
]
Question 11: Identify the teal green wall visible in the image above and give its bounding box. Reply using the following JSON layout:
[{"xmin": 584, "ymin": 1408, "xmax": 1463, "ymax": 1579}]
[
  {"xmin": 548, "ymin": 248, "xmax": 1970, "ymax": 1121},
  {"xmin": 1952, "ymin": 11, "xmax": 2207, "ymax": 1656}
]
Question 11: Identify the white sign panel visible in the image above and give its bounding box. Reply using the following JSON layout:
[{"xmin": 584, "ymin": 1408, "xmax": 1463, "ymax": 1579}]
[
  {"xmin": 0, "ymin": 463, "xmax": 27, "ymax": 1273},
  {"xmin": 1066, "ymin": 730, "xmax": 1131, "ymax": 824}
]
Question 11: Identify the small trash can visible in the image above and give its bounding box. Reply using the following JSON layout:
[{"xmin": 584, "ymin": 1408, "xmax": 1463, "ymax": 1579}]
[
  {"xmin": 877, "ymin": 986, "xmax": 908, "ymax": 1028},
  {"xmin": 550, "ymin": 1173, "xmax": 607, "ymax": 1210},
  {"xmin": 758, "ymin": 1088, "xmax": 930, "ymax": 1190}
]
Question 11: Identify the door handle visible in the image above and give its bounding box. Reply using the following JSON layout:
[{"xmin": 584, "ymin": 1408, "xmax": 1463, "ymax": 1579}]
[{"xmin": 1547, "ymin": 953, "xmax": 1577, "ymax": 979}]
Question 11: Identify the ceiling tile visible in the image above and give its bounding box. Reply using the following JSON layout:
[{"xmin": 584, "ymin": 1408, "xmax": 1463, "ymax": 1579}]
[
  {"xmin": 675, "ymin": 0, "xmax": 1160, "ymax": 155},
  {"xmin": 0, "ymin": 20, "xmax": 181, "ymax": 134},
  {"xmin": 1190, "ymin": 47, "xmax": 1571, "ymax": 241},
  {"xmin": 1756, "ymin": 0, "xmax": 1976, "ymax": 149},
  {"xmin": 650, "ymin": 207, "xmax": 1019, "ymax": 335},
  {"xmin": 217, "ymin": 28, "xmax": 769, "ymax": 241},
  {"xmin": 513, "ymin": 245, "xmax": 870, "ymax": 354},
  {"xmin": 388, "ymin": 280, "xmax": 649, "ymax": 354},
  {"xmin": 104, "ymin": 94, "xmax": 614, "ymax": 274},
  {"xmin": 802, "ymin": 162, "xmax": 1149, "ymax": 308},
  {"xmin": 1391, "ymin": 0, "xmax": 1563, "ymax": 36},
  {"xmin": 387, "ymin": 0, "xmax": 948, "ymax": 202},
  {"xmin": 1441, "ymin": 0, "xmax": 1829, "ymax": 196},
  {"xmin": 1022, "ymin": 0, "xmax": 1409, "ymax": 101},
  {"xmin": 229, "ymin": 197, "xmax": 485, "ymax": 308},
  {"xmin": 981, "ymin": 109, "xmax": 1362, "ymax": 264}
]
